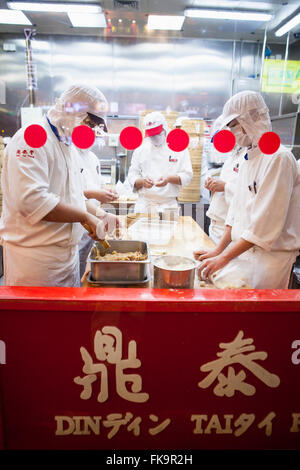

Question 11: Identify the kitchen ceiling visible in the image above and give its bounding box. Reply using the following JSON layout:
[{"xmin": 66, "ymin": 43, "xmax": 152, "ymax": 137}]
[{"xmin": 0, "ymin": 0, "xmax": 299, "ymax": 43}]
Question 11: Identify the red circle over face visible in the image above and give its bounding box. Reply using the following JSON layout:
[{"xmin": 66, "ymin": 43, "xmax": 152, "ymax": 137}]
[
  {"xmin": 258, "ymin": 132, "xmax": 280, "ymax": 155},
  {"xmin": 24, "ymin": 124, "xmax": 47, "ymax": 148},
  {"xmin": 166, "ymin": 129, "xmax": 189, "ymax": 152},
  {"xmin": 213, "ymin": 130, "xmax": 236, "ymax": 153},
  {"xmin": 72, "ymin": 125, "xmax": 95, "ymax": 149},
  {"xmin": 120, "ymin": 127, "xmax": 143, "ymax": 150}
]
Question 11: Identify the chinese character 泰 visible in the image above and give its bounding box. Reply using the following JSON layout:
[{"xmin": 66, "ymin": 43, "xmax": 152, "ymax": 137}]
[{"xmin": 198, "ymin": 330, "xmax": 280, "ymax": 397}]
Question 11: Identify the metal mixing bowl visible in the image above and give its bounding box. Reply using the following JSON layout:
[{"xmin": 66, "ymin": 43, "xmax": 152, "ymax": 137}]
[{"xmin": 152, "ymin": 255, "xmax": 197, "ymax": 289}]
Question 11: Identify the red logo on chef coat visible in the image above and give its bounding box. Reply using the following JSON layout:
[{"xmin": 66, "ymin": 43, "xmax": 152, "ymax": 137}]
[
  {"xmin": 16, "ymin": 149, "xmax": 35, "ymax": 158},
  {"xmin": 169, "ymin": 155, "xmax": 178, "ymax": 163}
]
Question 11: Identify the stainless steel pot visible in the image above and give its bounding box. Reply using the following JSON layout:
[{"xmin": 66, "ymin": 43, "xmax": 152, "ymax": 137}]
[{"xmin": 152, "ymin": 255, "xmax": 197, "ymax": 289}]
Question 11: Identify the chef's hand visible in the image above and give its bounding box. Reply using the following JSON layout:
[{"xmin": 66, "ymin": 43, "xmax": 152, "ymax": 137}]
[
  {"xmin": 82, "ymin": 213, "xmax": 101, "ymax": 240},
  {"xmin": 204, "ymin": 177, "xmax": 212, "ymax": 189},
  {"xmin": 155, "ymin": 176, "xmax": 169, "ymax": 187},
  {"xmin": 143, "ymin": 177, "xmax": 155, "ymax": 188},
  {"xmin": 134, "ymin": 177, "xmax": 154, "ymax": 190},
  {"xmin": 205, "ymin": 177, "xmax": 225, "ymax": 193},
  {"xmin": 95, "ymin": 189, "xmax": 119, "ymax": 203},
  {"xmin": 194, "ymin": 246, "xmax": 222, "ymax": 261},
  {"xmin": 96, "ymin": 211, "xmax": 120, "ymax": 235},
  {"xmin": 197, "ymin": 254, "xmax": 229, "ymax": 281}
]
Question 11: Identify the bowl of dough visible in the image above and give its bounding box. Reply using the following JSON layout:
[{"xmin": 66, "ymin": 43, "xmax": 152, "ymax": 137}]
[{"xmin": 152, "ymin": 255, "xmax": 197, "ymax": 289}]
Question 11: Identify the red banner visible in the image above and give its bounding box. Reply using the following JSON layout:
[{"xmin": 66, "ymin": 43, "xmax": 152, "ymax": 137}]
[{"xmin": 0, "ymin": 287, "xmax": 300, "ymax": 450}]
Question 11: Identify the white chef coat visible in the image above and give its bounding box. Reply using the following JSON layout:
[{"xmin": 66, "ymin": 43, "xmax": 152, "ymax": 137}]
[
  {"xmin": 77, "ymin": 149, "xmax": 103, "ymax": 206},
  {"xmin": 0, "ymin": 115, "xmax": 86, "ymax": 286},
  {"xmin": 222, "ymin": 144, "xmax": 300, "ymax": 288},
  {"xmin": 127, "ymin": 138, "xmax": 193, "ymax": 212},
  {"xmin": 206, "ymin": 146, "xmax": 245, "ymax": 244}
]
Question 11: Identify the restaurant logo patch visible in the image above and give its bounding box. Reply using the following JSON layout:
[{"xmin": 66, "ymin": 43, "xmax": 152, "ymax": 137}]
[{"xmin": 16, "ymin": 149, "xmax": 35, "ymax": 158}]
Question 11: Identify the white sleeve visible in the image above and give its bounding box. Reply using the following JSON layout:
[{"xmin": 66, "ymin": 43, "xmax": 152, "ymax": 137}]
[
  {"xmin": 127, "ymin": 148, "xmax": 143, "ymax": 191},
  {"xmin": 241, "ymin": 153, "xmax": 294, "ymax": 250},
  {"xmin": 7, "ymin": 136, "xmax": 60, "ymax": 225},
  {"xmin": 224, "ymin": 181, "xmax": 236, "ymax": 206},
  {"xmin": 177, "ymin": 149, "xmax": 193, "ymax": 187},
  {"xmin": 225, "ymin": 197, "xmax": 235, "ymax": 227}
]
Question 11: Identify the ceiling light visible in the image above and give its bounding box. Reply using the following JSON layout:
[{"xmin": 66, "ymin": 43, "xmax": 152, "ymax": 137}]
[
  {"xmin": 0, "ymin": 9, "xmax": 31, "ymax": 24},
  {"xmin": 68, "ymin": 13, "xmax": 107, "ymax": 28},
  {"xmin": 275, "ymin": 13, "xmax": 300, "ymax": 37},
  {"xmin": 7, "ymin": 2, "xmax": 101, "ymax": 14},
  {"xmin": 184, "ymin": 9, "xmax": 272, "ymax": 22},
  {"xmin": 147, "ymin": 15, "xmax": 185, "ymax": 31}
]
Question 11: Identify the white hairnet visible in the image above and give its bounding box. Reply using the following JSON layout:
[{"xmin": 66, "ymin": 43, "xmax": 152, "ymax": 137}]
[
  {"xmin": 143, "ymin": 111, "xmax": 170, "ymax": 135},
  {"xmin": 211, "ymin": 115, "xmax": 224, "ymax": 137},
  {"xmin": 47, "ymin": 84, "xmax": 108, "ymax": 143},
  {"xmin": 219, "ymin": 91, "xmax": 272, "ymax": 145}
]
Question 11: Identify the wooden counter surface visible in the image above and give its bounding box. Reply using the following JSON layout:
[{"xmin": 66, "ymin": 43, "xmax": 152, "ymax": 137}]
[
  {"xmin": 101, "ymin": 199, "xmax": 136, "ymax": 208},
  {"xmin": 149, "ymin": 216, "xmax": 215, "ymax": 258},
  {"xmin": 83, "ymin": 216, "xmax": 215, "ymax": 288}
]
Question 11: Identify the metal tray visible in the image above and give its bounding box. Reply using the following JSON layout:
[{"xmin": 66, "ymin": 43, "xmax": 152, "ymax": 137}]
[
  {"xmin": 87, "ymin": 267, "xmax": 150, "ymax": 285},
  {"xmin": 87, "ymin": 239, "xmax": 150, "ymax": 282}
]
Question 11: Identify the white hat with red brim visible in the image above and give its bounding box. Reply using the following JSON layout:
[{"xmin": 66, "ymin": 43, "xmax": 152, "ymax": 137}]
[{"xmin": 144, "ymin": 111, "xmax": 168, "ymax": 137}]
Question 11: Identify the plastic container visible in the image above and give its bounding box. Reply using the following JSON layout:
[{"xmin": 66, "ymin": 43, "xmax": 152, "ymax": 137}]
[{"xmin": 128, "ymin": 218, "xmax": 177, "ymax": 245}]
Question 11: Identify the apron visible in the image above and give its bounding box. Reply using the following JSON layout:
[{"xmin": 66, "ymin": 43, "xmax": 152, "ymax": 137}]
[
  {"xmin": 211, "ymin": 246, "xmax": 298, "ymax": 289},
  {"xmin": 78, "ymin": 231, "xmax": 94, "ymax": 281},
  {"xmin": 3, "ymin": 242, "xmax": 80, "ymax": 287},
  {"xmin": 208, "ymin": 220, "xmax": 225, "ymax": 246}
]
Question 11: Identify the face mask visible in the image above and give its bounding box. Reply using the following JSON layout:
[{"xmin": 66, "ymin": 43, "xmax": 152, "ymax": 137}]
[
  {"xmin": 150, "ymin": 132, "xmax": 165, "ymax": 147},
  {"xmin": 231, "ymin": 124, "xmax": 252, "ymax": 147}
]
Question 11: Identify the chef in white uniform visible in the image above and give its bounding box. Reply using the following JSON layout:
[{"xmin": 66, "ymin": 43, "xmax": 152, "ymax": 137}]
[
  {"xmin": 0, "ymin": 84, "xmax": 116, "ymax": 287},
  {"xmin": 205, "ymin": 116, "xmax": 246, "ymax": 244},
  {"xmin": 195, "ymin": 90, "xmax": 300, "ymax": 289},
  {"xmin": 127, "ymin": 112, "xmax": 193, "ymax": 213}
]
